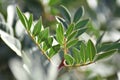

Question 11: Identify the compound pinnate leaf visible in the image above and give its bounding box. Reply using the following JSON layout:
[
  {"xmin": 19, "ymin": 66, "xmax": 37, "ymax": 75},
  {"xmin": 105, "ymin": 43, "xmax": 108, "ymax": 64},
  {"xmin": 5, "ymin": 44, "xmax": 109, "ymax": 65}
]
[
  {"xmin": 64, "ymin": 54, "xmax": 75, "ymax": 65},
  {"xmin": 73, "ymin": 7, "xmax": 84, "ymax": 23},
  {"xmin": 87, "ymin": 40, "xmax": 96, "ymax": 61},
  {"xmin": 94, "ymin": 49, "xmax": 116, "ymax": 61},
  {"xmin": 60, "ymin": 5, "xmax": 71, "ymax": 24},
  {"xmin": 75, "ymin": 19, "xmax": 89, "ymax": 30}
]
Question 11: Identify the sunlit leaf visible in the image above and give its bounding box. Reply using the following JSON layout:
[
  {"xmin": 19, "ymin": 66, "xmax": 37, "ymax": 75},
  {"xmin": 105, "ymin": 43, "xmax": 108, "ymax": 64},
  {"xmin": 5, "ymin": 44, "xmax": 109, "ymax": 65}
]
[
  {"xmin": 64, "ymin": 54, "xmax": 75, "ymax": 65},
  {"xmin": 75, "ymin": 19, "xmax": 89, "ymax": 30},
  {"xmin": 16, "ymin": 7, "xmax": 27, "ymax": 29},
  {"xmin": 66, "ymin": 39, "xmax": 78, "ymax": 48},
  {"xmin": 87, "ymin": 40, "xmax": 96, "ymax": 61},
  {"xmin": 22, "ymin": 14, "xmax": 34, "ymax": 31},
  {"xmin": 56, "ymin": 23, "xmax": 64, "ymax": 44},
  {"xmin": 32, "ymin": 18, "xmax": 42, "ymax": 36},
  {"xmin": 28, "ymin": 14, "xmax": 33, "ymax": 30},
  {"xmin": 38, "ymin": 28, "xmax": 49, "ymax": 43},
  {"xmin": 73, "ymin": 6, "xmax": 84, "ymax": 23},
  {"xmin": 72, "ymin": 48, "xmax": 80, "ymax": 64},
  {"xmin": 45, "ymin": 37, "xmax": 53, "ymax": 48},
  {"xmin": 66, "ymin": 23, "xmax": 74, "ymax": 37},
  {"xmin": 94, "ymin": 49, "xmax": 116, "ymax": 61},
  {"xmin": 42, "ymin": 37, "xmax": 53, "ymax": 51},
  {"xmin": 48, "ymin": 44, "xmax": 60, "ymax": 58},
  {"xmin": 43, "ymin": 42, "xmax": 49, "ymax": 51},
  {"xmin": 23, "ymin": 14, "xmax": 29, "ymax": 25},
  {"xmin": 67, "ymin": 30, "xmax": 77, "ymax": 42},
  {"xmin": 60, "ymin": 5, "xmax": 71, "ymax": 24},
  {"xmin": 80, "ymin": 42, "xmax": 87, "ymax": 63}
]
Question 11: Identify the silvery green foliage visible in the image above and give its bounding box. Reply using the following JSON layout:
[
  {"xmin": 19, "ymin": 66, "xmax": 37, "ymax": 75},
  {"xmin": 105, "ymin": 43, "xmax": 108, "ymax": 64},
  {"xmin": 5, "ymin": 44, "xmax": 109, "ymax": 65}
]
[
  {"xmin": 0, "ymin": 5, "xmax": 22, "ymax": 56},
  {"xmin": 9, "ymin": 50, "xmax": 58, "ymax": 80},
  {"xmin": 0, "ymin": 13, "xmax": 13, "ymax": 35},
  {"xmin": 0, "ymin": 16, "xmax": 58, "ymax": 79},
  {"xmin": 7, "ymin": 5, "xmax": 16, "ymax": 29},
  {"xmin": 0, "ymin": 30, "xmax": 22, "ymax": 56},
  {"xmin": 0, "ymin": 13, "xmax": 5, "ymax": 22}
]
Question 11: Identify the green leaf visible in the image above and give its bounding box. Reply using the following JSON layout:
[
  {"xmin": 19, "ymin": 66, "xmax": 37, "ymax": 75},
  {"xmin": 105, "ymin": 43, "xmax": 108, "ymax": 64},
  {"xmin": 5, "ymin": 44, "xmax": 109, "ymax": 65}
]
[
  {"xmin": 75, "ymin": 19, "xmax": 89, "ymax": 30},
  {"xmin": 55, "ymin": 16, "xmax": 68, "ymax": 29},
  {"xmin": 22, "ymin": 14, "xmax": 29, "ymax": 26},
  {"xmin": 94, "ymin": 49, "xmax": 116, "ymax": 61},
  {"xmin": 67, "ymin": 30, "xmax": 77, "ymax": 42},
  {"xmin": 32, "ymin": 18, "xmax": 42, "ymax": 36},
  {"xmin": 80, "ymin": 42, "xmax": 87, "ymax": 63},
  {"xmin": 97, "ymin": 42, "xmax": 120, "ymax": 53},
  {"xmin": 60, "ymin": 5, "xmax": 71, "ymax": 24},
  {"xmin": 73, "ymin": 48, "xmax": 80, "ymax": 64},
  {"xmin": 64, "ymin": 54, "xmax": 75, "ymax": 65},
  {"xmin": 87, "ymin": 40, "xmax": 96, "ymax": 61},
  {"xmin": 28, "ymin": 14, "xmax": 33, "ymax": 30},
  {"xmin": 16, "ymin": 7, "xmax": 27, "ymax": 29},
  {"xmin": 38, "ymin": 28, "xmax": 49, "ymax": 43},
  {"xmin": 45, "ymin": 37, "xmax": 53, "ymax": 47},
  {"xmin": 73, "ymin": 6, "xmax": 84, "ymax": 23},
  {"xmin": 66, "ymin": 39, "xmax": 78, "ymax": 48},
  {"xmin": 76, "ymin": 28, "xmax": 87, "ymax": 37},
  {"xmin": 74, "ymin": 41, "xmax": 82, "ymax": 49},
  {"xmin": 48, "ymin": 44, "xmax": 60, "ymax": 58},
  {"xmin": 23, "ymin": 14, "xmax": 29, "ymax": 25},
  {"xmin": 66, "ymin": 23, "xmax": 74, "ymax": 37},
  {"xmin": 56, "ymin": 23, "xmax": 64, "ymax": 44},
  {"xmin": 42, "ymin": 37, "xmax": 53, "ymax": 51},
  {"xmin": 42, "ymin": 42, "xmax": 49, "ymax": 51}
]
